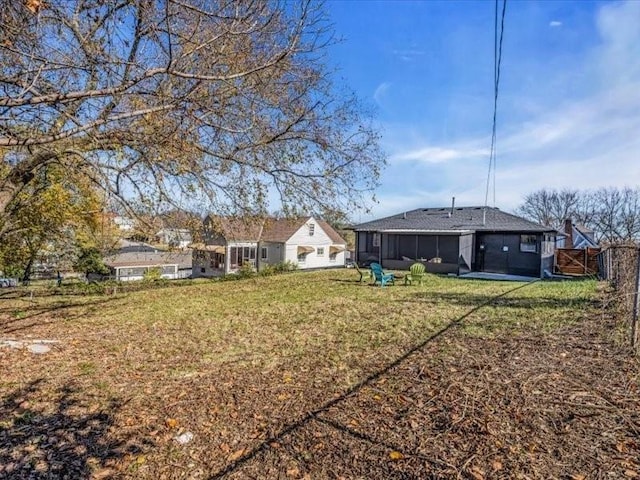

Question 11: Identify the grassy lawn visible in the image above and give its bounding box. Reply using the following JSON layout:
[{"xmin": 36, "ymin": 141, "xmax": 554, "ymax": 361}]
[{"xmin": 0, "ymin": 270, "xmax": 637, "ymax": 479}]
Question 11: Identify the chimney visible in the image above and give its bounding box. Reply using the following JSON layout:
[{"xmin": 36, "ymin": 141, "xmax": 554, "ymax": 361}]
[
  {"xmin": 564, "ymin": 218, "xmax": 573, "ymax": 248},
  {"xmin": 451, "ymin": 197, "xmax": 455, "ymax": 216},
  {"xmin": 403, "ymin": 212, "xmax": 407, "ymax": 219}
]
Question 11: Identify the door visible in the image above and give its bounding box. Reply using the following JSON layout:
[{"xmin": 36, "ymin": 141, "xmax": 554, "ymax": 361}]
[{"xmin": 476, "ymin": 234, "xmax": 509, "ymax": 274}]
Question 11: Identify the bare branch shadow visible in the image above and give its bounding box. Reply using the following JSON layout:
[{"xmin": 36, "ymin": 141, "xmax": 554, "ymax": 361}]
[
  {"xmin": 0, "ymin": 297, "xmax": 119, "ymax": 334},
  {"xmin": 0, "ymin": 379, "xmax": 147, "ymax": 479}
]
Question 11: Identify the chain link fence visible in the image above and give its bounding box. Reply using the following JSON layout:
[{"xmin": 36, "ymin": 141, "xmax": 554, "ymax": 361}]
[{"xmin": 597, "ymin": 245, "xmax": 639, "ymax": 351}]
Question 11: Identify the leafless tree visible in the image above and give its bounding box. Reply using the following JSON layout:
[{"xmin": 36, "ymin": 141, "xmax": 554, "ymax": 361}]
[
  {"xmin": 515, "ymin": 188, "xmax": 580, "ymax": 229},
  {"xmin": 517, "ymin": 187, "xmax": 640, "ymax": 244},
  {"xmin": 590, "ymin": 187, "xmax": 640, "ymax": 243},
  {"xmin": 0, "ymin": 0, "xmax": 384, "ymax": 239}
]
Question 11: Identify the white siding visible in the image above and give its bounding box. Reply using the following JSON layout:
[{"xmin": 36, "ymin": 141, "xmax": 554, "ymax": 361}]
[{"xmin": 283, "ymin": 218, "xmax": 346, "ymax": 269}]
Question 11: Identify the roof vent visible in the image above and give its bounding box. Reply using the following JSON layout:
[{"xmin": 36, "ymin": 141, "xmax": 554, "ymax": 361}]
[{"xmin": 402, "ymin": 212, "xmax": 407, "ymax": 219}]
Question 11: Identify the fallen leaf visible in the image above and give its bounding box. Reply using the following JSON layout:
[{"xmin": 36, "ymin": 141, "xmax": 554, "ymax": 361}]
[
  {"xmin": 470, "ymin": 467, "xmax": 485, "ymax": 480},
  {"xmin": 492, "ymin": 460, "xmax": 503, "ymax": 471},
  {"xmin": 624, "ymin": 471, "xmax": 639, "ymax": 478},
  {"xmin": 92, "ymin": 468, "xmax": 114, "ymax": 479},
  {"xmin": 389, "ymin": 451, "xmax": 404, "ymax": 461},
  {"xmin": 219, "ymin": 443, "xmax": 231, "ymax": 454},
  {"xmin": 286, "ymin": 467, "xmax": 300, "ymax": 477},
  {"xmin": 165, "ymin": 418, "xmax": 178, "ymax": 429},
  {"xmin": 229, "ymin": 449, "xmax": 244, "ymax": 461},
  {"xmin": 570, "ymin": 475, "xmax": 585, "ymax": 480}
]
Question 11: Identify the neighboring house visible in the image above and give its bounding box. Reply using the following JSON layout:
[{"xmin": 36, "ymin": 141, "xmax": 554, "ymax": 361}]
[
  {"xmin": 192, "ymin": 216, "xmax": 347, "ymax": 277},
  {"xmin": 113, "ymin": 215, "xmax": 135, "ymax": 232},
  {"xmin": 556, "ymin": 219, "xmax": 599, "ymax": 249},
  {"xmin": 104, "ymin": 251, "xmax": 192, "ymax": 281},
  {"xmin": 156, "ymin": 228, "xmax": 192, "ymax": 249},
  {"xmin": 351, "ymin": 206, "xmax": 557, "ymax": 278}
]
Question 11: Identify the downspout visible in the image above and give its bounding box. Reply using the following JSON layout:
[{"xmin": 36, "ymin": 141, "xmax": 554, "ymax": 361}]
[{"xmin": 256, "ymin": 222, "xmax": 264, "ymax": 273}]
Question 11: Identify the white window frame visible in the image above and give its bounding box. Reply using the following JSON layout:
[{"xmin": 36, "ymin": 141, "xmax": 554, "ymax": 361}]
[
  {"xmin": 372, "ymin": 233, "xmax": 380, "ymax": 247},
  {"xmin": 309, "ymin": 223, "xmax": 315, "ymax": 236},
  {"xmin": 317, "ymin": 247, "xmax": 325, "ymax": 256},
  {"xmin": 520, "ymin": 234, "xmax": 537, "ymax": 253},
  {"xmin": 261, "ymin": 246, "xmax": 268, "ymax": 260}
]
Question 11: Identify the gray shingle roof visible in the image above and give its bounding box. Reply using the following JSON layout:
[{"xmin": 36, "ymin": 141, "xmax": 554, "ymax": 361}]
[
  {"xmin": 104, "ymin": 251, "xmax": 192, "ymax": 269},
  {"xmin": 351, "ymin": 207, "xmax": 555, "ymax": 233}
]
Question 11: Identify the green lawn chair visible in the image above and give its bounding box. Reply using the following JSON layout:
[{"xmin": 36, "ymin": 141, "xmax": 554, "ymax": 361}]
[
  {"xmin": 354, "ymin": 263, "xmax": 373, "ymax": 283},
  {"xmin": 370, "ymin": 262, "xmax": 394, "ymax": 287},
  {"xmin": 404, "ymin": 262, "xmax": 426, "ymax": 286}
]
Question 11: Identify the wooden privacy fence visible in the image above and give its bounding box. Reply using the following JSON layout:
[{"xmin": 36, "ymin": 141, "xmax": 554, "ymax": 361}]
[
  {"xmin": 597, "ymin": 245, "xmax": 639, "ymax": 352},
  {"xmin": 555, "ymin": 248, "xmax": 600, "ymax": 276}
]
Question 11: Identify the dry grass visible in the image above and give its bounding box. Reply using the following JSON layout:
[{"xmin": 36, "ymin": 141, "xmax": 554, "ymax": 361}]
[{"xmin": 0, "ymin": 270, "xmax": 637, "ymax": 479}]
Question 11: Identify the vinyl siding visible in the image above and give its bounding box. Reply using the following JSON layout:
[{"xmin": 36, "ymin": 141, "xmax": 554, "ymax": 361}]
[{"xmin": 284, "ymin": 218, "xmax": 345, "ymax": 269}]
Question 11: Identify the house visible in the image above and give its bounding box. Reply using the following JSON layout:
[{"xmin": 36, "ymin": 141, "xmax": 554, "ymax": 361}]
[
  {"xmin": 155, "ymin": 228, "xmax": 192, "ymax": 249},
  {"xmin": 556, "ymin": 219, "xmax": 599, "ymax": 249},
  {"xmin": 351, "ymin": 206, "xmax": 557, "ymax": 278},
  {"xmin": 103, "ymin": 251, "xmax": 192, "ymax": 281},
  {"xmin": 192, "ymin": 216, "xmax": 347, "ymax": 277},
  {"xmin": 112, "ymin": 215, "xmax": 135, "ymax": 232}
]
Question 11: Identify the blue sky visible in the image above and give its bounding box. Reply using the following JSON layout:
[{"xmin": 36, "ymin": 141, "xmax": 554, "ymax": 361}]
[{"xmin": 326, "ymin": 0, "xmax": 640, "ymax": 221}]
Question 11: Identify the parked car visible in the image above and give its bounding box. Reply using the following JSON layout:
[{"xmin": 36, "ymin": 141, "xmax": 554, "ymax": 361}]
[{"xmin": 0, "ymin": 277, "xmax": 18, "ymax": 288}]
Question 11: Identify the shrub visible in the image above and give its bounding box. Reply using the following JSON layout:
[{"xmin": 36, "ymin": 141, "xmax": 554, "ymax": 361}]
[
  {"xmin": 258, "ymin": 264, "xmax": 277, "ymax": 277},
  {"xmin": 143, "ymin": 267, "xmax": 162, "ymax": 282},
  {"xmin": 237, "ymin": 262, "xmax": 256, "ymax": 279},
  {"xmin": 273, "ymin": 261, "xmax": 298, "ymax": 272}
]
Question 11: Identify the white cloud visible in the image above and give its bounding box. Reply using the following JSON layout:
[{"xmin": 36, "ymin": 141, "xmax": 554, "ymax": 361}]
[
  {"xmin": 373, "ymin": 82, "xmax": 391, "ymax": 106},
  {"xmin": 549, "ymin": 20, "xmax": 562, "ymax": 27},
  {"xmin": 391, "ymin": 145, "xmax": 489, "ymax": 164},
  {"xmin": 391, "ymin": 48, "xmax": 425, "ymax": 62}
]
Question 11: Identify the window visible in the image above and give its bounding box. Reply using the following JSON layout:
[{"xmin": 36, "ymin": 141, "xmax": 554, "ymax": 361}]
[
  {"xmin": 372, "ymin": 233, "xmax": 380, "ymax": 247},
  {"xmin": 162, "ymin": 265, "xmax": 176, "ymax": 275},
  {"xmin": 200, "ymin": 267, "xmax": 206, "ymax": 273},
  {"xmin": 309, "ymin": 223, "xmax": 315, "ymax": 236},
  {"xmin": 543, "ymin": 234, "xmax": 554, "ymax": 254},
  {"xmin": 520, "ymin": 234, "xmax": 537, "ymax": 253},
  {"xmin": 317, "ymin": 247, "xmax": 324, "ymax": 256},
  {"xmin": 297, "ymin": 254, "xmax": 306, "ymax": 263},
  {"xmin": 329, "ymin": 253, "xmax": 337, "ymax": 262},
  {"xmin": 261, "ymin": 247, "xmax": 268, "ymax": 260}
]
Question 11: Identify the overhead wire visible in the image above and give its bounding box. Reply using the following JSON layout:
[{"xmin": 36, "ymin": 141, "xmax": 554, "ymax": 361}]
[{"xmin": 484, "ymin": 0, "xmax": 507, "ymax": 210}]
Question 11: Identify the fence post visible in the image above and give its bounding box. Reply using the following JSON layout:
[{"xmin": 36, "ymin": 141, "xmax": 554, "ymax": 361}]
[{"xmin": 631, "ymin": 247, "xmax": 640, "ymax": 352}]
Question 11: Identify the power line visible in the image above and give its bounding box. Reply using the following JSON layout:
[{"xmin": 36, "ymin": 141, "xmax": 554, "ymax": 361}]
[{"xmin": 485, "ymin": 0, "xmax": 507, "ymax": 209}]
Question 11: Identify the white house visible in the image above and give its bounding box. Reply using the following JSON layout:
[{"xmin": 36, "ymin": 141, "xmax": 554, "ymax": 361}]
[
  {"xmin": 113, "ymin": 215, "xmax": 135, "ymax": 231},
  {"xmin": 156, "ymin": 228, "xmax": 192, "ymax": 249},
  {"xmin": 192, "ymin": 216, "xmax": 347, "ymax": 277}
]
